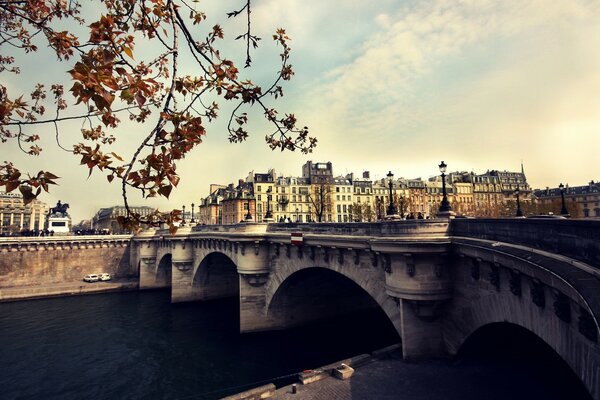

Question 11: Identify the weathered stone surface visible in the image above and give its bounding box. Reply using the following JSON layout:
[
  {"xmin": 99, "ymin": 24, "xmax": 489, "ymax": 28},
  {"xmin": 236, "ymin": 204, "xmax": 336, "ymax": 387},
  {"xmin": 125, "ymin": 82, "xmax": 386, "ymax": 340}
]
[
  {"xmin": 127, "ymin": 219, "xmax": 600, "ymax": 399},
  {"xmin": 0, "ymin": 236, "xmax": 134, "ymax": 288}
]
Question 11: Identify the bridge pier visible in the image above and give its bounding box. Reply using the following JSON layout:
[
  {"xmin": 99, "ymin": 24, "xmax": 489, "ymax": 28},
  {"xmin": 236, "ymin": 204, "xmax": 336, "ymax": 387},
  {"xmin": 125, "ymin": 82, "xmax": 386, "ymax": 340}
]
[
  {"xmin": 239, "ymin": 274, "xmax": 286, "ymax": 333},
  {"xmin": 382, "ymin": 250, "xmax": 452, "ymax": 360},
  {"xmin": 170, "ymin": 239, "xmax": 195, "ymax": 302},
  {"xmin": 398, "ymin": 299, "xmax": 445, "ymax": 360}
]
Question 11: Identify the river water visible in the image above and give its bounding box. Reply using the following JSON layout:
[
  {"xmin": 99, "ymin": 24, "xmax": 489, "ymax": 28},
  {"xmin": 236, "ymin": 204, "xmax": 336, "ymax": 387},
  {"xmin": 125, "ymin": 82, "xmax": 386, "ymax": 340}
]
[{"xmin": 0, "ymin": 291, "xmax": 590, "ymax": 400}]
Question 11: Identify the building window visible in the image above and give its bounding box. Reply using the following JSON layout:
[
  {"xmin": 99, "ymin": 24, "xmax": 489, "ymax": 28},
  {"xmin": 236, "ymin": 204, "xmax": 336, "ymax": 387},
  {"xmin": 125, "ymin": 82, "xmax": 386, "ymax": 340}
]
[
  {"xmin": 257, "ymin": 185, "xmax": 261, "ymax": 192},
  {"xmin": 336, "ymin": 187, "xmax": 340, "ymax": 192},
  {"xmin": 337, "ymin": 205, "xmax": 341, "ymax": 213}
]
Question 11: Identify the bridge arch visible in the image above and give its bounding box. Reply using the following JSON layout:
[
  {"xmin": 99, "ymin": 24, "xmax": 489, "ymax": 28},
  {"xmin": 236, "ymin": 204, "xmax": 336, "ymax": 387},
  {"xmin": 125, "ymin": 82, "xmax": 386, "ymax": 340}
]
[
  {"xmin": 448, "ymin": 243, "xmax": 600, "ymax": 399},
  {"xmin": 155, "ymin": 253, "xmax": 172, "ymax": 288},
  {"xmin": 458, "ymin": 322, "xmax": 592, "ymax": 399},
  {"xmin": 265, "ymin": 264, "xmax": 400, "ymax": 335},
  {"xmin": 191, "ymin": 251, "xmax": 240, "ymax": 302}
]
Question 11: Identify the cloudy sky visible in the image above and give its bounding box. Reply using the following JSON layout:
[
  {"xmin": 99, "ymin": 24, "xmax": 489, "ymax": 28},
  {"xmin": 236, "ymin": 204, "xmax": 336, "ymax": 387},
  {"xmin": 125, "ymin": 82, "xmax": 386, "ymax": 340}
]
[{"xmin": 5, "ymin": 0, "xmax": 600, "ymax": 222}]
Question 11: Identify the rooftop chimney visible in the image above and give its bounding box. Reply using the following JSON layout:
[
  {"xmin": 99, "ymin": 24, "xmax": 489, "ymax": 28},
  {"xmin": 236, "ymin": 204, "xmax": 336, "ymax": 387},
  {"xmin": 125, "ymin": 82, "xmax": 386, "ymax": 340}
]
[{"xmin": 363, "ymin": 171, "xmax": 370, "ymax": 179}]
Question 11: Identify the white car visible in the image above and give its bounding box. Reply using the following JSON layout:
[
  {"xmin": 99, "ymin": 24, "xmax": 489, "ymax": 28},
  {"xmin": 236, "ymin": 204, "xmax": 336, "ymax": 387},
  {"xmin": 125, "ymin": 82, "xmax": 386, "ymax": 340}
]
[
  {"xmin": 99, "ymin": 273, "xmax": 112, "ymax": 281},
  {"xmin": 83, "ymin": 274, "xmax": 99, "ymax": 283}
]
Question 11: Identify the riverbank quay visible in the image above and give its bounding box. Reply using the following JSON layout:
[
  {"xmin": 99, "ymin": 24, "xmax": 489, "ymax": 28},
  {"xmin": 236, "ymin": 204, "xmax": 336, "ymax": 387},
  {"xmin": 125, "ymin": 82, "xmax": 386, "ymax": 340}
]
[
  {"xmin": 221, "ymin": 344, "xmax": 402, "ymax": 400},
  {"xmin": 0, "ymin": 278, "xmax": 139, "ymax": 302}
]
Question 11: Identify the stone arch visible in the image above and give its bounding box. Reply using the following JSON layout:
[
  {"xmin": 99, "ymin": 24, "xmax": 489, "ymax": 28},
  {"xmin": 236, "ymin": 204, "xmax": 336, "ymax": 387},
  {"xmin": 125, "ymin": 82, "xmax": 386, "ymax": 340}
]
[
  {"xmin": 447, "ymin": 246, "xmax": 600, "ymax": 399},
  {"xmin": 457, "ymin": 322, "xmax": 592, "ymax": 399},
  {"xmin": 265, "ymin": 263, "xmax": 400, "ymax": 335},
  {"xmin": 155, "ymin": 253, "xmax": 172, "ymax": 287},
  {"xmin": 192, "ymin": 251, "xmax": 239, "ymax": 301}
]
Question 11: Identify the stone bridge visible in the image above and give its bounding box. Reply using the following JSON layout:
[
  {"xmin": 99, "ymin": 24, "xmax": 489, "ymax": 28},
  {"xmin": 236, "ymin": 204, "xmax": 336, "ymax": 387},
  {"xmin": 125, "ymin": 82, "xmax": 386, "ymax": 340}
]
[{"xmin": 132, "ymin": 219, "xmax": 600, "ymax": 398}]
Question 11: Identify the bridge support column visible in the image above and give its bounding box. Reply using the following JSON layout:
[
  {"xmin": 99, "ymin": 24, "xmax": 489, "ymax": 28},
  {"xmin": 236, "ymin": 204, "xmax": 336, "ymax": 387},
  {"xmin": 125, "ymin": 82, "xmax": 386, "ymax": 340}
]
[
  {"xmin": 139, "ymin": 257, "xmax": 158, "ymax": 289},
  {"xmin": 138, "ymin": 237, "xmax": 158, "ymax": 290},
  {"xmin": 384, "ymin": 251, "xmax": 453, "ymax": 360},
  {"xmin": 239, "ymin": 273, "xmax": 285, "ymax": 333},
  {"xmin": 172, "ymin": 262, "xmax": 194, "ymax": 302},
  {"xmin": 171, "ymin": 240, "xmax": 194, "ymax": 302},
  {"xmin": 398, "ymin": 299, "xmax": 445, "ymax": 360}
]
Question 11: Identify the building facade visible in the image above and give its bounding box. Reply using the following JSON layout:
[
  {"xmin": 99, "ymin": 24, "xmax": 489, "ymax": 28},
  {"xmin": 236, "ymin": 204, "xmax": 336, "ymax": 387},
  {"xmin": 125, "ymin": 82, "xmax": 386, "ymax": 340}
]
[
  {"xmin": 0, "ymin": 191, "xmax": 48, "ymax": 235},
  {"xmin": 92, "ymin": 205, "xmax": 155, "ymax": 233},
  {"xmin": 533, "ymin": 181, "xmax": 600, "ymax": 219},
  {"xmin": 195, "ymin": 162, "xmax": 539, "ymax": 224}
]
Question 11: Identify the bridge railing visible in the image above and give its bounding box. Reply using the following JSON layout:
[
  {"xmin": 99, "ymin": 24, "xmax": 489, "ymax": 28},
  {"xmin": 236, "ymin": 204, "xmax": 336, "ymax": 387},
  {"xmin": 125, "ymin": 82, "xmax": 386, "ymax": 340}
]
[
  {"xmin": 0, "ymin": 234, "xmax": 132, "ymax": 244},
  {"xmin": 450, "ymin": 218, "xmax": 600, "ymax": 268},
  {"xmin": 265, "ymin": 220, "xmax": 450, "ymax": 237},
  {"xmin": 184, "ymin": 220, "xmax": 451, "ymax": 237}
]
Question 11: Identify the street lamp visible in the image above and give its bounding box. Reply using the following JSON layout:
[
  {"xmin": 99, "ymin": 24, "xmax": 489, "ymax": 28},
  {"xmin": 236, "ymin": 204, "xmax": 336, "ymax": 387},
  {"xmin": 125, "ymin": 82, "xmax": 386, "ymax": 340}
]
[
  {"xmin": 515, "ymin": 186, "xmax": 523, "ymax": 217},
  {"xmin": 190, "ymin": 203, "xmax": 195, "ymax": 223},
  {"xmin": 386, "ymin": 171, "xmax": 397, "ymax": 216},
  {"xmin": 559, "ymin": 183, "xmax": 569, "ymax": 216},
  {"xmin": 438, "ymin": 161, "xmax": 452, "ymax": 213},
  {"xmin": 182, "ymin": 205, "xmax": 186, "ymax": 225},
  {"xmin": 245, "ymin": 192, "xmax": 253, "ymax": 220},
  {"xmin": 265, "ymin": 187, "xmax": 273, "ymax": 220}
]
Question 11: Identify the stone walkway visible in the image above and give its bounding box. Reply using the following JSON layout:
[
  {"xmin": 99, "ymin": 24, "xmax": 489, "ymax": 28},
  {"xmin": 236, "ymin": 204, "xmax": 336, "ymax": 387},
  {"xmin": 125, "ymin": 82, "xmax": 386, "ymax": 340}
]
[
  {"xmin": 0, "ymin": 278, "xmax": 138, "ymax": 302},
  {"xmin": 272, "ymin": 352, "xmax": 407, "ymax": 400}
]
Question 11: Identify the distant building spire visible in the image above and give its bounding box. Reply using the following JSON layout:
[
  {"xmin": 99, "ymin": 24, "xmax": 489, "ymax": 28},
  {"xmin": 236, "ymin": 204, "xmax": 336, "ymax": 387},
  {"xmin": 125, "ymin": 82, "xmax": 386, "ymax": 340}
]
[{"xmin": 521, "ymin": 160, "xmax": 525, "ymax": 175}]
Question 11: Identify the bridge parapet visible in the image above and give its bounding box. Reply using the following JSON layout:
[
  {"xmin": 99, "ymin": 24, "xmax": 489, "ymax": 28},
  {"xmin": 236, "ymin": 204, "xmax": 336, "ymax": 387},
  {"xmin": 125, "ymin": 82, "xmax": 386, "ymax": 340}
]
[
  {"xmin": 266, "ymin": 220, "xmax": 450, "ymax": 237},
  {"xmin": 451, "ymin": 218, "xmax": 600, "ymax": 268},
  {"xmin": 0, "ymin": 234, "xmax": 132, "ymax": 253}
]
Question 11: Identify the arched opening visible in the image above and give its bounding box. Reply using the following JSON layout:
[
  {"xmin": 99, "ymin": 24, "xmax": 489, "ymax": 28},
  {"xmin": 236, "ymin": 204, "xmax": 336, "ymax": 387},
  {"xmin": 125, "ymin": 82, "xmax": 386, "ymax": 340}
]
[
  {"xmin": 193, "ymin": 252, "xmax": 239, "ymax": 301},
  {"xmin": 268, "ymin": 267, "xmax": 399, "ymax": 356},
  {"xmin": 457, "ymin": 322, "xmax": 591, "ymax": 399},
  {"xmin": 156, "ymin": 254, "xmax": 172, "ymax": 288}
]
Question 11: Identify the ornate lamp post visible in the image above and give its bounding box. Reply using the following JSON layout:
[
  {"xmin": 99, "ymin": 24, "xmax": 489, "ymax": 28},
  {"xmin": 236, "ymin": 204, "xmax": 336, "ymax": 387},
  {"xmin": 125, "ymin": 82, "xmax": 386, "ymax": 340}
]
[
  {"xmin": 190, "ymin": 203, "xmax": 195, "ymax": 223},
  {"xmin": 438, "ymin": 161, "xmax": 452, "ymax": 213},
  {"xmin": 515, "ymin": 186, "xmax": 523, "ymax": 217},
  {"xmin": 559, "ymin": 183, "xmax": 569, "ymax": 216},
  {"xmin": 265, "ymin": 187, "xmax": 273, "ymax": 220},
  {"xmin": 181, "ymin": 204, "xmax": 186, "ymax": 225},
  {"xmin": 386, "ymin": 171, "xmax": 397, "ymax": 216},
  {"xmin": 245, "ymin": 192, "xmax": 253, "ymax": 220}
]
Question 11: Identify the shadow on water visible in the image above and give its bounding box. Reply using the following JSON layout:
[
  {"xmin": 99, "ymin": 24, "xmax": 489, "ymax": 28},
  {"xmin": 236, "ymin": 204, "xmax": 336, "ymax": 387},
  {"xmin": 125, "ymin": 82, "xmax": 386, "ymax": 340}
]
[
  {"xmin": 0, "ymin": 290, "xmax": 399, "ymax": 400},
  {"xmin": 455, "ymin": 322, "xmax": 592, "ymax": 400},
  {"xmin": 1, "ymin": 291, "xmax": 592, "ymax": 400},
  {"xmin": 183, "ymin": 295, "xmax": 400, "ymax": 398}
]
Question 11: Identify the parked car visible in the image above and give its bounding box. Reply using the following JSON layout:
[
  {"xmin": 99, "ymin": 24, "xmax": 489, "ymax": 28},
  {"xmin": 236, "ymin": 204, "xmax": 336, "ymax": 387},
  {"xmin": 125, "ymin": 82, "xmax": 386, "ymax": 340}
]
[
  {"xmin": 83, "ymin": 274, "xmax": 99, "ymax": 282},
  {"xmin": 99, "ymin": 273, "xmax": 112, "ymax": 281}
]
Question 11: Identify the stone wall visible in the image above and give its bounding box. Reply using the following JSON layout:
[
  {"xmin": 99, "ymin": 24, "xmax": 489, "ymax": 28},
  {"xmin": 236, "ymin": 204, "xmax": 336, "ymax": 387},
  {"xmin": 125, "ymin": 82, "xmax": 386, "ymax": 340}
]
[
  {"xmin": 0, "ymin": 236, "xmax": 134, "ymax": 287},
  {"xmin": 445, "ymin": 240, "xmax": 600, "ymax": 399},
  {"xmin": 451, "ymin": 218, "xmax": 600, "ymax": 267}
]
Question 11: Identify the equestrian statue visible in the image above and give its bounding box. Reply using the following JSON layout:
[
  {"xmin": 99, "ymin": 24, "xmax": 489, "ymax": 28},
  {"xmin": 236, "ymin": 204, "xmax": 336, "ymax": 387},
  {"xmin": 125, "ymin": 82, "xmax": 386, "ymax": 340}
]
[{"xmin": 48, "ymin": 200, "xmax": 70, "ymax": 217}]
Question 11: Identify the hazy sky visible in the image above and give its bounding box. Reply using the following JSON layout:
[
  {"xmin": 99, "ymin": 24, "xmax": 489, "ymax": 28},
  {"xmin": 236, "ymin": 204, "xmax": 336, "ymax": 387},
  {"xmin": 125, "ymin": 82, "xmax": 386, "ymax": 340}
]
[{"xmin": 4, "ymin": 0, "xmax": 600, "ymax": 222}]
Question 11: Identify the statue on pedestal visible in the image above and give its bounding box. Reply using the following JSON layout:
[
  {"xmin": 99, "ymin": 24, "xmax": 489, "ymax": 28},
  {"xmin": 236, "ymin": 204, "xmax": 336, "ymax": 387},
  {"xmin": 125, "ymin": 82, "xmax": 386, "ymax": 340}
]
[{"xmin": 48, "ymin": 200, "xmax": 70, "ymax": 217}]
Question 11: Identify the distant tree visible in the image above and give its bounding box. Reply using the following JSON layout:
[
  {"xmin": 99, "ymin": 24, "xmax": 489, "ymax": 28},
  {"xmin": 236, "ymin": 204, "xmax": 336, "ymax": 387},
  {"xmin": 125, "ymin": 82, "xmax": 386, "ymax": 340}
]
[
  {"xmin": 375, "ymin": 196, "xmax": 384, "ymax": 220},
  {"xmin": 308, "ymin": 183, "xmax": 331, "ymax": 223},
  {"xmin": 0, "ymin": 0, "xmax": 316, "ymax": 233},
  {"xmin": 350, "ymin": 202, "xmax": 376, "ymax": 222}
]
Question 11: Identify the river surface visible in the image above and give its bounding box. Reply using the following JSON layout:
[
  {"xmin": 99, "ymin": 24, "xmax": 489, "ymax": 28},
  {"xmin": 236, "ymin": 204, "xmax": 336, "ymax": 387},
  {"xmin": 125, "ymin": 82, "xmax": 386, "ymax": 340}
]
[{"xmin": 0, "ymin": 291, "xmax": 590, "ymax": 400}]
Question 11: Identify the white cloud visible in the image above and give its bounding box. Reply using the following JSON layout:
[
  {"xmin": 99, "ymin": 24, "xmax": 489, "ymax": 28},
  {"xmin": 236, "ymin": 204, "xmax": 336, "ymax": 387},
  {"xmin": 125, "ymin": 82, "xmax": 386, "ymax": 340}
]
[{"xmin": 298, "ymin": 0, "xmax": 600, "ymax": 186}]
